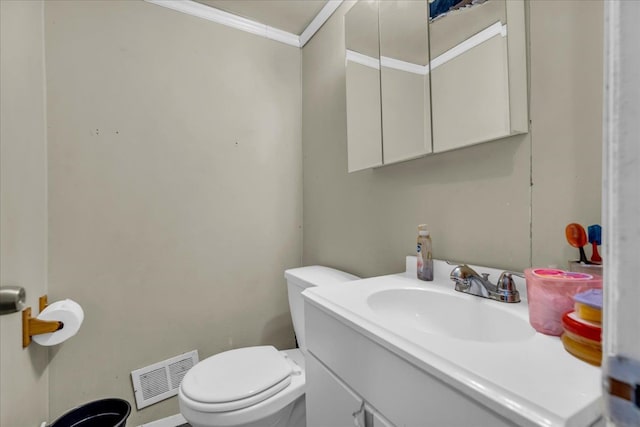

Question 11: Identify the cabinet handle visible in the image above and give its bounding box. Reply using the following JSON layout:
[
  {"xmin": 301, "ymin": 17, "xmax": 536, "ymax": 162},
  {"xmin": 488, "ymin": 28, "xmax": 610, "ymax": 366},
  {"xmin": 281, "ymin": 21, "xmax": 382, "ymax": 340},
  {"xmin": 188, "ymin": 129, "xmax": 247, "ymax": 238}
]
[
  {"xmin": 352, "ymin": 401, "xmax": 365, "ymax": 427},
  {"xmin": 352, "ymin": 402, "xmax": 376, "ymax": 427}
]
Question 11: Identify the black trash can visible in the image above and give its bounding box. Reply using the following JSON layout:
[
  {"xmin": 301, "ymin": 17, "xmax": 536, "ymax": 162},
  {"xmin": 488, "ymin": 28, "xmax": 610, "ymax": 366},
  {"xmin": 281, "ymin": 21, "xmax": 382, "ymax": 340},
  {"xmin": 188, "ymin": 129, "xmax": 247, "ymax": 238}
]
[{"xmin": 48, "ymin": 398, "xmax": 131, "ymax": 427}]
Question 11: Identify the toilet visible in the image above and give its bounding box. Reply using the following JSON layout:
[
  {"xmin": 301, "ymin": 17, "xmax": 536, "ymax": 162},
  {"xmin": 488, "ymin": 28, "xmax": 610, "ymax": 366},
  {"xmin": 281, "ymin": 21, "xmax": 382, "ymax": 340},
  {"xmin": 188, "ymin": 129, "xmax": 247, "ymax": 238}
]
[{"xmin": 178, "ymin": 266, "xmax": 359, "ymax": 427}]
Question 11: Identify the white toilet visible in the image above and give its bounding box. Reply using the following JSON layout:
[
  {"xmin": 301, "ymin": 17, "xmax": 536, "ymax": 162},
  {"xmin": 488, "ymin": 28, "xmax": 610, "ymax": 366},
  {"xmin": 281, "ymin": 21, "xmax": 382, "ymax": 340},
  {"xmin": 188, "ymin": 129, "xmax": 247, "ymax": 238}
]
[{"xmin": 178, "ymin": 266, "xmax": 359, "ymax": 427}]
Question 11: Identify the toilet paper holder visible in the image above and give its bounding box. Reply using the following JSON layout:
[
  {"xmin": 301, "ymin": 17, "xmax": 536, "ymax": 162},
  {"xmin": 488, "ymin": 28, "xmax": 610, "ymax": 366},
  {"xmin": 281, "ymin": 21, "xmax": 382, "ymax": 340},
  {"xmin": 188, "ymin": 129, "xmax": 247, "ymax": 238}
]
[{"xmin": 22, "ymin": 295, "xmax": 64, "ymax": 348}]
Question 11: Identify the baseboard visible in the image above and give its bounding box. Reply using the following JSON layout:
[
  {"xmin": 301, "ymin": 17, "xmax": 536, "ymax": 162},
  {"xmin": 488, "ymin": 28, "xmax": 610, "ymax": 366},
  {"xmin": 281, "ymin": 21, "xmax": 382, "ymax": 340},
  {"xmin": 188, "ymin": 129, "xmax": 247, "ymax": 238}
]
[{"xmin": 138, "ymin": 413, "xmax": 187, "ymax": 427}]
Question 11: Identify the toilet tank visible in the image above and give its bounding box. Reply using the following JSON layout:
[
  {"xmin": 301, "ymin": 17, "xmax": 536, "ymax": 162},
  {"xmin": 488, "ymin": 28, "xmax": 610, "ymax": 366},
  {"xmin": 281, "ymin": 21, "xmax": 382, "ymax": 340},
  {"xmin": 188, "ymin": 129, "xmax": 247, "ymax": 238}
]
[{"xmin": 284, "ymin": 266, "xmax": 359, "ymax": 352}]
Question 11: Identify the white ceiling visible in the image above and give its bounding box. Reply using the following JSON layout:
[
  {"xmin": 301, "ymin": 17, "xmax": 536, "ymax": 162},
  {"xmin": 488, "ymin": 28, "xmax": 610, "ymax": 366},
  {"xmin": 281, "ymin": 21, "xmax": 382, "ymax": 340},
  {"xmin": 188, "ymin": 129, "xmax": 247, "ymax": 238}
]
[{"xmin": 194, "ymin": 0, "xmax": 329, "ymax": 35}]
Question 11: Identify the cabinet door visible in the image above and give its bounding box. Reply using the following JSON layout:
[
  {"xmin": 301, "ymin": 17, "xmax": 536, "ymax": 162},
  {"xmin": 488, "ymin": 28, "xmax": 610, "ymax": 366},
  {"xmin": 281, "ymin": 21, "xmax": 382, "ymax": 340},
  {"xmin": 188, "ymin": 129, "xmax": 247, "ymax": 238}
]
[
  {"xmin": 345, "ymin": 0, "xmax": 383, "ymax": 172},
  {"xmin": 431, "ymin": 30, "xmax": 510, "ymax": 152},
  {"xmin": 379, "ymin": 0, "xmax": 432, "ymax": 164},
  {"xmin": 306, "ymin": 353, "xmax": 365, "ymax": 427},
  {"xmin": 428, "ymin": 0, "xmax": 528, "ymax": 152}
]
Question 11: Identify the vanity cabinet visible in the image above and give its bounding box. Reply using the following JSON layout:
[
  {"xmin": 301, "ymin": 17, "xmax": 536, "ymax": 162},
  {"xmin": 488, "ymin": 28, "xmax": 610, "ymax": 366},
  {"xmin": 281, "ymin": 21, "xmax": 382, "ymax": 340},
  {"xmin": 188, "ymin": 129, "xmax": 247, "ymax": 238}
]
[
  {"xmin": 306, "ymin": 353, "xmax": 392, "ymax": 427},
  {"xmin": 304, "ymin": 301, "xmax": 517, "ymax": 427}
]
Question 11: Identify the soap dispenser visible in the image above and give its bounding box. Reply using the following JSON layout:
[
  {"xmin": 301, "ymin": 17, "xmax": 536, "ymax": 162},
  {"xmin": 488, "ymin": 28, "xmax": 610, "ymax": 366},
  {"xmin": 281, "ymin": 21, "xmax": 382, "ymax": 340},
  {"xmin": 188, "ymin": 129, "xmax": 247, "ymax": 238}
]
[{"xmin": 417, "ymin": 224, "xmax": 433, "ymax": 281}]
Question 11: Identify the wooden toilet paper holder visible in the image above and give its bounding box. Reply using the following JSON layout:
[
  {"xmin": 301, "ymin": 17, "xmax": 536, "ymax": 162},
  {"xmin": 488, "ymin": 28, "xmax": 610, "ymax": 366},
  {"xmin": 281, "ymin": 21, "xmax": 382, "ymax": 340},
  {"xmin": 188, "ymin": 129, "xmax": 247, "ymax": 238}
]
[{"xmin": 22, "ymin": 295, "xmax": 64, "ymax": 348}]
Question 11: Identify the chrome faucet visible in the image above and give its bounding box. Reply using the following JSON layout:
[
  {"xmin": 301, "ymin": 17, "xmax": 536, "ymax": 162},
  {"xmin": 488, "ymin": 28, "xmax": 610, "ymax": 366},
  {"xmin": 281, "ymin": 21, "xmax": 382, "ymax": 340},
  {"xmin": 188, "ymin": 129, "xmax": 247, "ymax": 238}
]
[{"xmin": 449, "ymin": 264, "xmax": 522, "ymax": 303}]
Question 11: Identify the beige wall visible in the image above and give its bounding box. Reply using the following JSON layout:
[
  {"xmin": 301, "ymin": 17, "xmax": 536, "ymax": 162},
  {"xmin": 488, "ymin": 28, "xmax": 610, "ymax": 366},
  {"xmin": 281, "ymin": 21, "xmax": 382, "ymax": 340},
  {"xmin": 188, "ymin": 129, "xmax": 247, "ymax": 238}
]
[
  {"xmin": 0, "ymin": 1, "xmax": 50, "ymax": 426},
  {"xmin": 529, "ymin": 0, "xmax": 603, "ymax": 268},
  {"xmin": 1, "ymin": 0, "xmax": 603, "ymax": 424},
  {"xmin": 44, "ymin": 1, "xmax": 301, "ymax": 424},
  {"xmin": 302, "ymin": 1, "xmax": 603, "ymax": 275}
]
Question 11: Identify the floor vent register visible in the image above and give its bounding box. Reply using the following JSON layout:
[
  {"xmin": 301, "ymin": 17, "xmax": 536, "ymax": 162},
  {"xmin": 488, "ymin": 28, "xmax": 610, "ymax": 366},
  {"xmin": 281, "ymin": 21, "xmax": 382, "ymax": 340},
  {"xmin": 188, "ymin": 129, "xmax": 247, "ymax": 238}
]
[{"xmin": 131, "ymin": 350, "xmax": 199, "ymax": 409}]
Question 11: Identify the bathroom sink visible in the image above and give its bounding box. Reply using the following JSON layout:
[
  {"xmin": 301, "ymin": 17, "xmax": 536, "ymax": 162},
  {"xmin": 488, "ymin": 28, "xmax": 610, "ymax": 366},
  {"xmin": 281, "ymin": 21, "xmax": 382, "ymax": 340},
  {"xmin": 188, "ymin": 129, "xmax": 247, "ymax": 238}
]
[
  {"xmin": 303, "ymin": 258, "xmax": 602, "ymax": 427},
  {"xmin": 367, "ymin": 288, "xmax": 535, "ymax": 342}
]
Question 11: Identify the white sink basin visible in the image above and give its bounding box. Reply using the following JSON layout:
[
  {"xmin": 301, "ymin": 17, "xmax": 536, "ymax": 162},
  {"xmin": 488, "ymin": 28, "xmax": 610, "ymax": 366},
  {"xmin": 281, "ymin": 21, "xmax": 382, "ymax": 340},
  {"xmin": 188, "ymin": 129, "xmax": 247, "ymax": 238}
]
[{"xmin": 367, "ymin": 288, "xmax": 535, "ymax": 342}]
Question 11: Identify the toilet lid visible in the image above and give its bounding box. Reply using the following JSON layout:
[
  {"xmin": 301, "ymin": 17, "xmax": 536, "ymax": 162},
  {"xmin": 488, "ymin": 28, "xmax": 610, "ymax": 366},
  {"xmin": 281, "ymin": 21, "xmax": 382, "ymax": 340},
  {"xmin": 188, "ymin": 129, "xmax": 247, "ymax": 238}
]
[{"xmin": 181, "ymin": 346, "xmax": 293, "ymax": 407}]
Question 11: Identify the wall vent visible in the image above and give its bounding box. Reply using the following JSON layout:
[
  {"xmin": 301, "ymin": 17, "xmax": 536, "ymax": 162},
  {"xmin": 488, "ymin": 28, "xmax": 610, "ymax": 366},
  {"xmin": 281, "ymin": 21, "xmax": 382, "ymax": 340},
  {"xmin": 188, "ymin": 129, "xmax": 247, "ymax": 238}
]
[{"xmin": 131, "ymin": 350, "xmax": 199, "ymax": 409}]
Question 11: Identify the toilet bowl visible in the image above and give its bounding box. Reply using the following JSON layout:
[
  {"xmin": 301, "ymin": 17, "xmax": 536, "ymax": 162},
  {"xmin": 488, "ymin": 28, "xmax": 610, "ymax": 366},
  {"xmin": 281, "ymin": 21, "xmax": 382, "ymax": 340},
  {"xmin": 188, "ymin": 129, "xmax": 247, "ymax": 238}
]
[
  {"xmin": 178, "ymin": 266, "xmax": 359, "ymax": 427},
  {"xmin": 179, "ymin": 347, "xmax": 305, "ymax": 427}
]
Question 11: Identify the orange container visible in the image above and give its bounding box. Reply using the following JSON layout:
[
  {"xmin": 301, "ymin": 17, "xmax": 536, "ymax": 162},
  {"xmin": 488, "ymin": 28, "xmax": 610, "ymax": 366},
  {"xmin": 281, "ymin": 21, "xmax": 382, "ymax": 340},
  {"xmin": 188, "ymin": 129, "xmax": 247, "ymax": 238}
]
[
  {"xmin": 561, "ymin": 311, "xmax": 602, "ymax": 366},
  {"xmin": 525, "ymin": 268, "xmax": 602, "ymax": 335},
  {"xmin": 561, "ymin": 333, "xmax": 602, "ymax": 366}
]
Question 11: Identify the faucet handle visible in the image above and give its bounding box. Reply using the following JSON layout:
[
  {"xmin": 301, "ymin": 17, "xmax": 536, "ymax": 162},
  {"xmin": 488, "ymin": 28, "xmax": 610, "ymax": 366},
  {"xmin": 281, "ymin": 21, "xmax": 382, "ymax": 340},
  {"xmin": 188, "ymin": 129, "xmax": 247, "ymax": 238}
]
[{"xmin": 496, "ymin": 271, "xmax": 522, "ymax": 303}]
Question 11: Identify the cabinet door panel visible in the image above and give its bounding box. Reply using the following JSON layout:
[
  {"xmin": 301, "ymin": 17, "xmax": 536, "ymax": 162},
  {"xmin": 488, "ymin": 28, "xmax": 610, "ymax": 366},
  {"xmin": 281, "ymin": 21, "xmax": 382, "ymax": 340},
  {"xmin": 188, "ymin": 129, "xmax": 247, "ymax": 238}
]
[
  {"xmin": 380, "ymin": 67, "xmax": 431, "ymax": 164},
  {"xmin": 306, "ymin": 353, "xmax": 364, "ymax": 427},
  {"xmin": 379, "ymin": 0, "xmax": 431, "ymax": 164},
  {"xmin": 345, "ymin": 0, "xmax": 382, "ymax": 173},
  {"xmin": 429, "ymin": 0, "xmax": 528, "ymax": 152},
  {"xmin": 431, "ymin": 33, "xmax": 510, "ymax": 152},
  {"xmin": 346, "ymin": 61, "xmax": 383, "ymax": 172}
]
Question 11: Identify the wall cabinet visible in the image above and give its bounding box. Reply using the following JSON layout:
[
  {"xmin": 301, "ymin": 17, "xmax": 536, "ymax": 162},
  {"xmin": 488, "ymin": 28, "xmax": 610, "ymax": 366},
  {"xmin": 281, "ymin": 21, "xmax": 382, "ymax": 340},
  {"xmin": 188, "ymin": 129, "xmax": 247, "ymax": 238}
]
[{"xmin": 345, "ymin": 0, "xmax": 528, "ymax": 172}]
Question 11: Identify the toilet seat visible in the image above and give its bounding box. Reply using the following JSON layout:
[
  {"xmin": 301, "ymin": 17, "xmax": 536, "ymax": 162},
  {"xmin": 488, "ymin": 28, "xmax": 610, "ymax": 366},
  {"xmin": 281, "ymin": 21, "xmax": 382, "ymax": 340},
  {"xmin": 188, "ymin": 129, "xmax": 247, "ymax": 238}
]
[{"xmin": 180, "ymin": 346, "xmax": 296, "ymax": 413}]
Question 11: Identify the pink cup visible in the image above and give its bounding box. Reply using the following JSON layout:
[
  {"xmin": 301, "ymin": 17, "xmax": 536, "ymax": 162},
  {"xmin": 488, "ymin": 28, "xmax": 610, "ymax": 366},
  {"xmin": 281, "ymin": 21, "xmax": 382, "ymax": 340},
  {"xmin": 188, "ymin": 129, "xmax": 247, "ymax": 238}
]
[{"xmin": 525, "ymin": 268, "xmax": 602, "ymax": 336}]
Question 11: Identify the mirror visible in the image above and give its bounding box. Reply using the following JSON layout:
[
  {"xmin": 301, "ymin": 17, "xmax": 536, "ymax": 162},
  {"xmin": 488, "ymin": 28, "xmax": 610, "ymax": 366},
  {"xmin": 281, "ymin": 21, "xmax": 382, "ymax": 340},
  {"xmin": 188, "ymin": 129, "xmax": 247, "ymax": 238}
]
[
  {"xmin": 428, "ymin": 0, "xmax": 528, "ymax": 152},
  {"xmin": 344, "ymin": 0, "xmax": 528, "ymax": 171},
  {"xmin": 379, "ymin": 0, "xmax": 432, "ymax": 164},
  {"xmin": 345, "ymin": 0, "xmax": 383, "ymax": 172}
]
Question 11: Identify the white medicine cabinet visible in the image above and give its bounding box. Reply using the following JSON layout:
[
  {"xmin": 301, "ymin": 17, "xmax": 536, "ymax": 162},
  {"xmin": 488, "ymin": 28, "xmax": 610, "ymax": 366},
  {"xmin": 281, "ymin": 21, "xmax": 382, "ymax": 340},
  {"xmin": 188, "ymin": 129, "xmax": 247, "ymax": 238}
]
[{"xmin": 345, "ymin": 0, "xmax": 528, "ymax": 172}]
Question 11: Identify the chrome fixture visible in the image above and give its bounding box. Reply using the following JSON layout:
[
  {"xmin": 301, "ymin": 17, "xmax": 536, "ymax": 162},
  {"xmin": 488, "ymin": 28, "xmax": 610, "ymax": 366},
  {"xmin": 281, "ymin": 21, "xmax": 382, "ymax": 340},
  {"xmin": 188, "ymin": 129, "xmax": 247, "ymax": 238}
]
[{"xmin": 449, "ymin": 265, "xmax": 522, "ymax": 303}]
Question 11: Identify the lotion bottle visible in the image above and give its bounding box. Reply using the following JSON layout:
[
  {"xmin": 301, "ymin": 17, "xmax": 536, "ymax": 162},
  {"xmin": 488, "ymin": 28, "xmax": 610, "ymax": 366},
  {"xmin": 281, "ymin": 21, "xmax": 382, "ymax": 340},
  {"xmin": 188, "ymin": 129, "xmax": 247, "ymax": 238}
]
[{"xmin": 417, "ymin": 224, "xmax": 433, "ymax": 281}]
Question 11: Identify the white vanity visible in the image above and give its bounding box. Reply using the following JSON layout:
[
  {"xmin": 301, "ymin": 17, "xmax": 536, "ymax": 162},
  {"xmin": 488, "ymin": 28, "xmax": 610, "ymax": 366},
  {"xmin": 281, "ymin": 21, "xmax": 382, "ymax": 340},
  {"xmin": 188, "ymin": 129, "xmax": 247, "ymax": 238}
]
[{"xmin": 302, "ymin": 258, "xmax": 602, "ymax": 427}]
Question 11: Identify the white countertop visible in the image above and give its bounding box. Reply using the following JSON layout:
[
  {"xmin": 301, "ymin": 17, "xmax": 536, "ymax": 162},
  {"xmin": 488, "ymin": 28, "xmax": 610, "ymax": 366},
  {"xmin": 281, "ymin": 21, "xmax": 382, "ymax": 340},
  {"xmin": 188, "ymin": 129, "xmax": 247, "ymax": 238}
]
[{"xmin": 303, "ymin": 258, "xmax": 602, "ymax": 427}]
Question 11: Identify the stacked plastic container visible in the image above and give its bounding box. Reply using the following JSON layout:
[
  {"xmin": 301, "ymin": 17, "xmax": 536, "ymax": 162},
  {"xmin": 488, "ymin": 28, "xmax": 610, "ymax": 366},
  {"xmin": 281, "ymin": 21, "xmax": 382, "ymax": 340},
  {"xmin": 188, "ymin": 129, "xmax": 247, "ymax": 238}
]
[
  {"xmin": 561, "ymin": 289, "xmax": 603, "ymax": 366},
  {"xmin": 525, "ymin": 268, "xmax": 602, "ymax": 336}
]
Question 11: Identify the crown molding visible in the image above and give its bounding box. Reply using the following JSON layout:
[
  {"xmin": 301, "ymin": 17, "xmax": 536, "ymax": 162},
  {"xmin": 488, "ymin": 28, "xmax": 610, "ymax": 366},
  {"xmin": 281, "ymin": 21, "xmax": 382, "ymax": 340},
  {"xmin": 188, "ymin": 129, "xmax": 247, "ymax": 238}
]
[
  {"xmin": 144, "ymin": 0, "xmax": 344, "ymax": 48},
  {"xmin": 144, "ymin": 0, "xmax": 300, "ymax": 47},
  {"xmin": 300, "ymin": 1, "xmax": 344, "ymax": 47}
]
